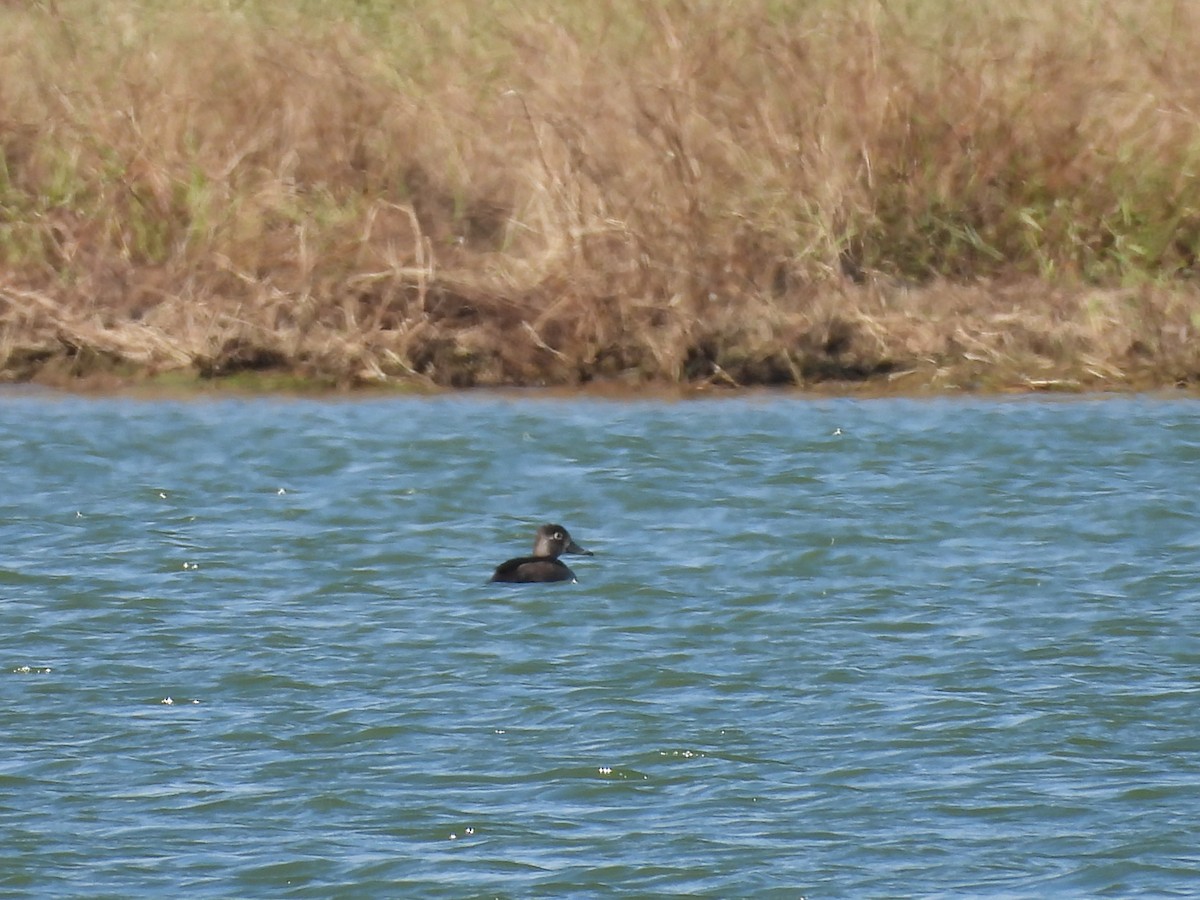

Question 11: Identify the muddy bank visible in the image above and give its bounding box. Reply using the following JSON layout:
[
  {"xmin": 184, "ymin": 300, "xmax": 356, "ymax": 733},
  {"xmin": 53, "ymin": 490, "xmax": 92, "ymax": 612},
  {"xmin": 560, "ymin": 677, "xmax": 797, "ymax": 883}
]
[{"xmin": 3, "ymin": 279, "xmax": 1198, "ymax": 396}]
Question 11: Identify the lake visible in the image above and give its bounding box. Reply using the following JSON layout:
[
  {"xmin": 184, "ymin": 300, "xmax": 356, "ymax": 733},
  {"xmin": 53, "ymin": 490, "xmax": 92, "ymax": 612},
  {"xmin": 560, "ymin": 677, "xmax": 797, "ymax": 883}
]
[{"xmin": 2, "ymin": 390, "xmax": 1199, "ymax": 897}]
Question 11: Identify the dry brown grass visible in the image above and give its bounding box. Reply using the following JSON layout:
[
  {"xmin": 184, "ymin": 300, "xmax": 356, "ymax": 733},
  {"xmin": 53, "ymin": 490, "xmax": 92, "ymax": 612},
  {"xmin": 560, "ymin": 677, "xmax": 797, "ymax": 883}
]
[{"xmin": 1, "ymin": 0, "xmax": 1199, "ymax": 391}]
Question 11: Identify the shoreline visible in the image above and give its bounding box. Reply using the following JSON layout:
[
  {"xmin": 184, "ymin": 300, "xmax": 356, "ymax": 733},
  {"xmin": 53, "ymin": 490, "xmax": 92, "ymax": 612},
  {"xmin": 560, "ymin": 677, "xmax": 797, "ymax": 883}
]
[
  {"xmin": 4, "ymin": 278, "xmax": 1197, "ymax": 400},
  {"xmin": 5, "ymin": 351, "xmax": 1197, "ymax": 401}
]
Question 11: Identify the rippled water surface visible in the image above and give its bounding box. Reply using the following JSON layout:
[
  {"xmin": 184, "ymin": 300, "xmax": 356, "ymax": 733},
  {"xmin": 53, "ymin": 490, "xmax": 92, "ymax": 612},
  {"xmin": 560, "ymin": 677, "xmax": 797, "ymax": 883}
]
[{"xmin": 3, "ymin": 390, "xmax": 1200, "ymax": 897}]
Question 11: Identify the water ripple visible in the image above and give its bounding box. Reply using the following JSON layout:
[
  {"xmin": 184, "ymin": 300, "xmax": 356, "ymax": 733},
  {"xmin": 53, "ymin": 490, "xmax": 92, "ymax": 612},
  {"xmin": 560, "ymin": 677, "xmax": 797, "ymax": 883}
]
[{"xmin": 1, "ymin": 393, "xmax": 1199, "ymax": 895}]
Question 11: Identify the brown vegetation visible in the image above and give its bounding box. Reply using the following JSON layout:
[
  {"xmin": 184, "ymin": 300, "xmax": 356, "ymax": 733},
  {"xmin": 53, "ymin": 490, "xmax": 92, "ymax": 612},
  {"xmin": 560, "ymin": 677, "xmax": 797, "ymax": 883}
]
[{"xmin": 1, "ymin": 0, "xmax": 1199, "ymax": 392}]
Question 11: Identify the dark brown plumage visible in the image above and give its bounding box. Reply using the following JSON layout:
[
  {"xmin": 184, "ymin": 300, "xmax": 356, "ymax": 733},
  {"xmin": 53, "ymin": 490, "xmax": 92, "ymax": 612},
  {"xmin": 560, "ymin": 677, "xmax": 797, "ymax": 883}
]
[{"xmin": 490, "ymin": 523, "xmax": 593, "ymax": 584}]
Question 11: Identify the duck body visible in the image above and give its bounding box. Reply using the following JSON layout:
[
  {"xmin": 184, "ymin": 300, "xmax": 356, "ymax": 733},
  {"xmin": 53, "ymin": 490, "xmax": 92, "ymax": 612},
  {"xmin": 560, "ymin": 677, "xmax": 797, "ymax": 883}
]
[
  {"xmin": 490, "ymin": 523, "xmax": 593, "ymax": 584},
  {"xmin": 490, "ymin": 555, "xmax": 578, "ymax": 584}
]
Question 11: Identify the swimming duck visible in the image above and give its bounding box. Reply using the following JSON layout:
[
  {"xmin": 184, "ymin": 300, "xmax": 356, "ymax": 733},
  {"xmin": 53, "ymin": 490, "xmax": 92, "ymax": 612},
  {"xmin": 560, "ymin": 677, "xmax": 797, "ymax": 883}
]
[{"xmin": 490, "ymin": 523, "xmax": 593, "ymax": 584}]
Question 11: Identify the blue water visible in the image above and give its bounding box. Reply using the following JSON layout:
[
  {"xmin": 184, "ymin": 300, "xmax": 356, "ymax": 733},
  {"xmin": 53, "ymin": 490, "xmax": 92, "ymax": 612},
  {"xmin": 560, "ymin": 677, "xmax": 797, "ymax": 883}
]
[{"xmin": 2, "ymin": 391, "xmax": 1199, "ymax": 897}]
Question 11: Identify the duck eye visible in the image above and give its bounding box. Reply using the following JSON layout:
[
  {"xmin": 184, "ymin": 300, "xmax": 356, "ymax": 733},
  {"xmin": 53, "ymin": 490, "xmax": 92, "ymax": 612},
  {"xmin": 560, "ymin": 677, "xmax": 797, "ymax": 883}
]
[{"xmin": 554, "ymin": 531, "xmax": 564, "ymax": 540}]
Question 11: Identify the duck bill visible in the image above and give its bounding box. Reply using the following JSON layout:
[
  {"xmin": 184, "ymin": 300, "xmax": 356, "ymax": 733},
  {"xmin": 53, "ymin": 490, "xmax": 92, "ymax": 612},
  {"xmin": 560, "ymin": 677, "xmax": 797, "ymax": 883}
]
[{"xmin": 565, "ymin": 539, "xmax": 593, "ymax": 556}]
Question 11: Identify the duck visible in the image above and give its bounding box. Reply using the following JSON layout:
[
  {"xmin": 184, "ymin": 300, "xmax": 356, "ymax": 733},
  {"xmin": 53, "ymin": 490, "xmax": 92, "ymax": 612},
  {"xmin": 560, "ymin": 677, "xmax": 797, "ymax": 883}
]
[{"xmin": 490, "ymin": 523, "xmax": 593, "ymax": 584}]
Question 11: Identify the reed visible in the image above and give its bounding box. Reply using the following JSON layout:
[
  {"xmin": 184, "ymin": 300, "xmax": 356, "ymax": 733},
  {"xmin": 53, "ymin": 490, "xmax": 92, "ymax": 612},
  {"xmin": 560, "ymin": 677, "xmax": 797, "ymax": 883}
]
[{"xmin": 1, "ymin": 0, "xmax": 1198, "ymax": 390}]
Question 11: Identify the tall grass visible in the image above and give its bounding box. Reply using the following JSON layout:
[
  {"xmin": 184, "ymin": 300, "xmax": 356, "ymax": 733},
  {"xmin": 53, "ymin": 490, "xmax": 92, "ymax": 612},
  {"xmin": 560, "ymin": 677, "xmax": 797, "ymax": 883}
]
[{"xmin": 1, "ymin": 0, "xmax": 1198, "ymax": 388}]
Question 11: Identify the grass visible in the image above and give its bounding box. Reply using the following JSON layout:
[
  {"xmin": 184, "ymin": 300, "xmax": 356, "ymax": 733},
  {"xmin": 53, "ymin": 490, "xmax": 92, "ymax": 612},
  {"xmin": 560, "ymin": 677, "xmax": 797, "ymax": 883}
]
[{"xmin": 1, "ymin": 0, "xmax": 1199, "ymax": 392}]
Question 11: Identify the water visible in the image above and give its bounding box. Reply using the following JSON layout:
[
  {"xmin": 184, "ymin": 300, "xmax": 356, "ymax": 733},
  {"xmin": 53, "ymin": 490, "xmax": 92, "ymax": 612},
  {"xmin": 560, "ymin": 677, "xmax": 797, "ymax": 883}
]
[{"xmin": 2, "ymin": 390, "xmax": 1199, "ymax": 897}]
